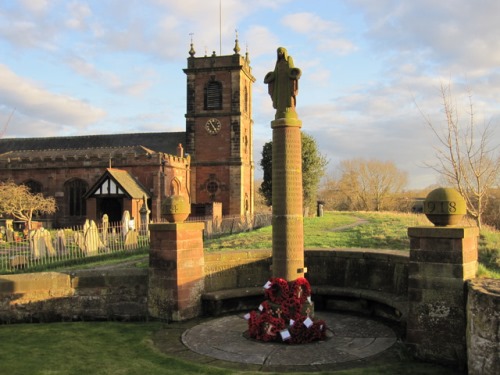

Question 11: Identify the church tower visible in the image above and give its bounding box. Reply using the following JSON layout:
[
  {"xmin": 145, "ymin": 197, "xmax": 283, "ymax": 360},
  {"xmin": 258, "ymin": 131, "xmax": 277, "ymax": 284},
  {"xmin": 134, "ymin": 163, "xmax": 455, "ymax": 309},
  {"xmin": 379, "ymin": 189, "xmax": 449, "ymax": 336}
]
[{"xmin": 184, "ymin": 36, "xmax": 255, "ymax": 216}]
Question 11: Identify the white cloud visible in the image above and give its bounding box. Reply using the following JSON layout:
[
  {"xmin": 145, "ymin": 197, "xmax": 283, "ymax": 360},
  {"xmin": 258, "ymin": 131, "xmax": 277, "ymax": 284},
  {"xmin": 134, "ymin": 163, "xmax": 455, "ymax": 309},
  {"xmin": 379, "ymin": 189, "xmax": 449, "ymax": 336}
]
[
  {"xmin": 65, "ymin": 1, "xmax": 92, "ymax": 30},
  {"xmin": 0, "ymin": 64, "xmax": 106, "ymax": 128},
  {"xmin": 65, "ymin": 55, "xmax": 153, "ymax": 96},
  {"xmin": 18, "ymin": 0, "xmax": 50, "ymax": 13},
  {"xmin": 282, "ymin": 12, "xmax": 341, "ymax": 34}
]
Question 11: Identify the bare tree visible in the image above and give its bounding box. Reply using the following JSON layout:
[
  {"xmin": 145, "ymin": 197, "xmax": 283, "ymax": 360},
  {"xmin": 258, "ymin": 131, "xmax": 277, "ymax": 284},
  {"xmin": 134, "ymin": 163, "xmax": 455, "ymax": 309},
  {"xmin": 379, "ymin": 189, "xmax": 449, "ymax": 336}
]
[
  {"xmin": 420, "ymin": 83, "xmax": 500, "ymax": 229},
  {"xmin": 0, "ymin": 181, "xmax": 57, "ymax": 230},
  {"xmin": 333, "ymin": 158, "xmax": 407, "ymax": 211}
]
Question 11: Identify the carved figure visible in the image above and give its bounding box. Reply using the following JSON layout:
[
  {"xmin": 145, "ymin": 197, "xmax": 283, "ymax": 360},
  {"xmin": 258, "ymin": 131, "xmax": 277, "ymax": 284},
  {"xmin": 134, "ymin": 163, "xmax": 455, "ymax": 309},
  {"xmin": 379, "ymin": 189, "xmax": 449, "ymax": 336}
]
[{"xmin": 264, "ymin": 47, "xmax": 302, "ymax": 119}]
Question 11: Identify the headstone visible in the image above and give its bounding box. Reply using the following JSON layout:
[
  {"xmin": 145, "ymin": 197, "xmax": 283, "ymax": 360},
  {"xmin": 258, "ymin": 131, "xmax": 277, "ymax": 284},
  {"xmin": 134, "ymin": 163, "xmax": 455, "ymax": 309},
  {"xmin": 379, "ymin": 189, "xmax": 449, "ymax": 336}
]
[
  {"xmin": 5, "ymin": 219, "xmax": 14, "ymax": 242},
  {"xmin": 73, "ymin": 232, "xmax": 86, "ymax": 253},
  {"xmin": 55, "ymin": 229, "xmax": 67, "ymax": 255},
  {"xmin": 84, "ymin": 220, "xmax": 102, "ymax": 255},
  {"xmin": 139, "ymin": 195, "xmax": 150, "ymax": 235},
  {"xmin": 122, "ymin": 210, "xmax": 130, "ymax": 238},
  {"xmin": 124, "ymin": 230, "xmax": 138, "ymax": 249},
  {"xmin": 29, "ymin": 228, "xmax": 55, "ymax": 258},
  {"xmin": 101, "ymin": 214, "xmax": 109, "ymax": 246}
]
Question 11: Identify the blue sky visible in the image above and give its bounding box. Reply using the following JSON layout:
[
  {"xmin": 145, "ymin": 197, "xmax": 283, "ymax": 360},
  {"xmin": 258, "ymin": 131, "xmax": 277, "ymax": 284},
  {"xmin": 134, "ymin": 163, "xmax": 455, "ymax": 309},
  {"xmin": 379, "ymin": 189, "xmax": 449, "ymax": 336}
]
[{"xmin": 1, "ymin": 0, "xmax": 500, "ymax": 189}]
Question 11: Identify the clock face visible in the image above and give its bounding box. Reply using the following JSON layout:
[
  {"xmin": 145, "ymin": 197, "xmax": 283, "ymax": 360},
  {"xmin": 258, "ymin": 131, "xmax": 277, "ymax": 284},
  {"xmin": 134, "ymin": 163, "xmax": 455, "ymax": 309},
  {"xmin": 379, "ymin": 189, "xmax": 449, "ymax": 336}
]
[{"xmin": 205, "ymin": 118, "xmax": 221, "ymax": 135}]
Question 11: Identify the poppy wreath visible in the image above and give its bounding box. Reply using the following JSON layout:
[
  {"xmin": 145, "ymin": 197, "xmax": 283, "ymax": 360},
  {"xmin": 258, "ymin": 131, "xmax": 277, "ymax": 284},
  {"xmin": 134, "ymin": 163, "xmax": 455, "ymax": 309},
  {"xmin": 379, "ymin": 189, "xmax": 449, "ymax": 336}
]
[
  {"xmin": 264, "ymin": 277, "xmax": 290, "ymax": 304},
  {"xmin": 288, "ymin": 316, "xmax": 327, "ymax": 344},
  {"xmin": 247, "ymin": 277, "xmax": 328, "ymax": 344},
  {"xmin": 291, "ymin": 277, "xmax": 312, "ymax": 303}
]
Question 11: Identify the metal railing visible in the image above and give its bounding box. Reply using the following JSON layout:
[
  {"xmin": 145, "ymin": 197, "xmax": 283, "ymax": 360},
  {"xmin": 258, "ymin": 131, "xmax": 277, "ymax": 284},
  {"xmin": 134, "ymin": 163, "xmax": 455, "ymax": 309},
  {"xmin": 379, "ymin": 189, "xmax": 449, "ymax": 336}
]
[
  {"xmin": 187, "ymin": 213, "xmax": 272, "ymax": 239},
  {"xmin": 0, "ymin": 221, "xmax": 149, "ymax": 274},
  {"xmin": 0, "ymin": 213, "xmax": 273, "ymax": 274}
]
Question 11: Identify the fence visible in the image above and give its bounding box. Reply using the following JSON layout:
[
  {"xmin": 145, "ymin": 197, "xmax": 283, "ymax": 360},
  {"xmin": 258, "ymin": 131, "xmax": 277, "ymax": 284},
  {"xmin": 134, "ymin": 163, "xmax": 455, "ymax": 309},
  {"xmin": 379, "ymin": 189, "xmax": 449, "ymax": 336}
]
[
  {"xmin": 187, "ymin": 213, "xmax": 272, "ymax": 239},
  {"xmin": 0, "ymin": 213, "xmax": 273, "ymax": 274},
  {"xmin": 0, "ymin": 220, "xmax": 150, "ymax": 274}
]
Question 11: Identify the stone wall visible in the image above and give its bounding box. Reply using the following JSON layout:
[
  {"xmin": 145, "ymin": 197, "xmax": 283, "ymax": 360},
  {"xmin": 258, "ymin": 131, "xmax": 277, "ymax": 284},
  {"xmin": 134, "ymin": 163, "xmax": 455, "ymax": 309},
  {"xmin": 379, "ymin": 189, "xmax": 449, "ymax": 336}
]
[
  {"xmin": 0, "ymin": 269, "xmax": 148, "ymax": 323},
  {"xmin": 203, "ymin": 248, "xmax": 409, "ymax": 293},
  {"xmin": 203, "ymin": 249, "xmax": 409, "ymax": 321},
  {"xmin": 467, "ymin": 278, "xmax": 500, "ymax": 375},
  {"xmin": 305, "ymin": 248, "xmax": 409, "ymax": 294},
  {"xmin": 204, "ymin": 250, "xmax": 272, "ymax": 291}
]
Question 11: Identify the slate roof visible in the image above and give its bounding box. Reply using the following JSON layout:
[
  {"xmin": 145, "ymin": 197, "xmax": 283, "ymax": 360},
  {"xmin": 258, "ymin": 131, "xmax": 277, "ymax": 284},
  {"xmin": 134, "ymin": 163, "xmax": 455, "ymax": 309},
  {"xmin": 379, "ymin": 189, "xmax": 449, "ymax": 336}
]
[
  {"xmin": 0, "ymin": 132, "xmax": 186, "ymax": 155},
  {"xmin": 0, "ymin": 145, "xmax": 157, "ymax": 160},
  {"xmin": 84, "ymin": 168, "xmax": 150, "ymax": 200}
]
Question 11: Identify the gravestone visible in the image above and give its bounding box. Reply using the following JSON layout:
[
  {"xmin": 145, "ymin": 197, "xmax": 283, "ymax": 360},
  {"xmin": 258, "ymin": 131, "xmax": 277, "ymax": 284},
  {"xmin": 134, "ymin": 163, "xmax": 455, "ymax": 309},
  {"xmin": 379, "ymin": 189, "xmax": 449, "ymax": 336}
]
[
  {"xmin": 122, "ymin": 210, "xmax": 130, "ymax": 238},
  {"xmin": 5, "ymin": 220, "xmax": 14, "ymax": 242},
  {"xmin": 84, "ymin": 220, "xmax": 102, "ymax": 255},
  {"xmin": 101, "ymin": 214, "xmax": 109, "ymax": 246},
  {"xmin": 73, "ymin": 232, "xmax": 85, "ymax": 253},
  {"xmin": 139, "ymin": 195, "xmax": 150, "ymax": 235},
  {"xmin": 29, "ymin": 228, "xmax": 56, "ymax": 258},
  {"xmin": 124, "ymin": 230, "xmax": 138, "ymax": 249},
  {"xmin": 55, "ymin": 229, "xmax": 67, "ymax": 254}
]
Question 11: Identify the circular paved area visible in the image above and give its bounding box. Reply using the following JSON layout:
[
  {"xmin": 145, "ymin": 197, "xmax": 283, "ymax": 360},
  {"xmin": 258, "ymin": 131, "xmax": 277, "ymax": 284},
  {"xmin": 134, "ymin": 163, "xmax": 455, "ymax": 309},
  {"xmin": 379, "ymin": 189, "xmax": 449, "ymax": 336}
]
[{"xmin": 181, "ymin": 312, "xmax": 396, "ymax": 368}]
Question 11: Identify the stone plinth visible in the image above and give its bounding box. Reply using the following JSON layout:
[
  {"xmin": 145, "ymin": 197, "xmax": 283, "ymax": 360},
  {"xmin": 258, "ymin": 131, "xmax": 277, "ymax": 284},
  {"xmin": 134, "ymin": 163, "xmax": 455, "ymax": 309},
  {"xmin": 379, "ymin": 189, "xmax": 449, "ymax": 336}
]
[
  {"xmin": 148, "ymin": 222, "xmax": 205, "ymax": 321},
  {"xmin": 271, "ymin": 117, "xmax": 304, "ymax": 281},
  {"xmin": 406, "ymin": 226, "xmax": 479, "ymax": 369}
]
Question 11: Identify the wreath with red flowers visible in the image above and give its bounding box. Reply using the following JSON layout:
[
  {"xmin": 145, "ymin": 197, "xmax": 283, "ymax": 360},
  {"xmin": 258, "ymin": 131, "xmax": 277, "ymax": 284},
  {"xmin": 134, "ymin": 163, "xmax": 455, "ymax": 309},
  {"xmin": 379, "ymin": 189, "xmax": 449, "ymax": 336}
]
[
  {"xmin": 247, "ymin": 277, "xmax": 328, "ymax": 344},
  {"xmin": 264, "ymin": 277, "xmax": 290, "ymax": 304}
]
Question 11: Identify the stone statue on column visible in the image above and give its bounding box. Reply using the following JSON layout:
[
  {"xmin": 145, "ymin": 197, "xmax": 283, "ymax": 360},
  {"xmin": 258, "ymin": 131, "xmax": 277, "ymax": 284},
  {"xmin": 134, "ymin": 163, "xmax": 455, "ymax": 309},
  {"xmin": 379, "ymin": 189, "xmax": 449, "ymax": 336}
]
[{"xmin": 264, "ymin": 47, "xmax": 302, "ymax": 120}]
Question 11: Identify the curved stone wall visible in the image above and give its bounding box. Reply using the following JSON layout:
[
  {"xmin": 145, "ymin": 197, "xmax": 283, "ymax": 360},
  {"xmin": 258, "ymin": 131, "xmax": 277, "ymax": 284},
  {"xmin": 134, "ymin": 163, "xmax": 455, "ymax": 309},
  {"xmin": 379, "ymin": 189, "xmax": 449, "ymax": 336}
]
[
  {"xmin": 204, "ymin": 249, "xmax": 409, "ymax": 322},
  {"xmin": 467, "ymin": 278, "xmax": 500, "ymax": 375},
  {"xmin": 0, "ymin": 269, "xmax": 148, "ymax": 323}
]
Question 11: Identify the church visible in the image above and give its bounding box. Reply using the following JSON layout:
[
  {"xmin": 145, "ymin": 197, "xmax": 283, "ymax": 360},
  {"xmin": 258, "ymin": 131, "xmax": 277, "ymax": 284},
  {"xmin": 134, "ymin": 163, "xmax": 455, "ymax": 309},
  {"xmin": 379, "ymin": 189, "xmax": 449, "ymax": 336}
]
[{"xmin": 0, "ymin": 39, "xmax": 256, "ymax": 228}]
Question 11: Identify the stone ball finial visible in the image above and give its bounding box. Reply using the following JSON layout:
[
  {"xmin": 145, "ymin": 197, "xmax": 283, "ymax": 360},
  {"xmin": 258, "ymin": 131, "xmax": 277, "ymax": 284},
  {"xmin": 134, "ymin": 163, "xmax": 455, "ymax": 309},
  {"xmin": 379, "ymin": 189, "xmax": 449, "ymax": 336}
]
[
  {"xmin": 161, "ymin": 195, "xmax": 191, "ymax": 223},
  {"xmin": 424, "ymin": 187, "xmax": 466, "ymax": 226}
]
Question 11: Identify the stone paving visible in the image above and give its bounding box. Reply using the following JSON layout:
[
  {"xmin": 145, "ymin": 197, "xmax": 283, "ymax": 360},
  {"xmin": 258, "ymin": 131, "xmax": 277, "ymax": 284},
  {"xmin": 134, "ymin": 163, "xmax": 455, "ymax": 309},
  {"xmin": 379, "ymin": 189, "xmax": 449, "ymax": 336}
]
[{"xmin": 153, "ymin": 311, "xmax": 402, "ymax": 373}]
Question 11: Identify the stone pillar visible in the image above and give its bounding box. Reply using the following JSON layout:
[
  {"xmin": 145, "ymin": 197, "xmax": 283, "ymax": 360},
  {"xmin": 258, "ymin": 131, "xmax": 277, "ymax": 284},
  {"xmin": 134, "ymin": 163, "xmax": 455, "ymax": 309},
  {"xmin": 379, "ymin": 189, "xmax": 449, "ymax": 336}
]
[
  {"xmin": 148, "ymin": 222, "xmax": 205, "ymax": 321},
  {"xmin": 406, "ymin": 226, "xmax": 479, "ymax": 369},
  {"xmin": 467, "ymin": 278, "xmax": 500, "ymax": 375},
  {"xmin": 271, "ymin": 117, "xmax": 305, "ymax": 281}
]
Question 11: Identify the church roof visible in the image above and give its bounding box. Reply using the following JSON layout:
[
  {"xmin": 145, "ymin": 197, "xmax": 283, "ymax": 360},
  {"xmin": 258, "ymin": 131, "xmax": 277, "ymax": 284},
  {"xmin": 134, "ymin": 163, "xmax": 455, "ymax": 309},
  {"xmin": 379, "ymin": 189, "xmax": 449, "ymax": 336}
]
[
  {"xmin": 0, "ymin": 145, "xmax": 157, "ymax": 160},
  {"xmin": 84, "ymin": 168, "xmax": 150, "ymax": 200},
  {"xmin": 0, "ymin": 132, "xmax": 186, "ymax": 155}
]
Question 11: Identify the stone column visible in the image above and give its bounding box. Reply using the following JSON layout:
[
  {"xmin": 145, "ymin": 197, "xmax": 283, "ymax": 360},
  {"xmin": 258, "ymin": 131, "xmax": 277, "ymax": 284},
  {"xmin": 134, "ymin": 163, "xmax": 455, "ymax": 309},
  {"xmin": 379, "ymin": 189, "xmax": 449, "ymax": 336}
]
[
  {"xmin": 406, "ymin": 226, "xmax": 478, "ymax": 368},
  {"xmin": 271, "ymin": 117, "xmax": 305, "ymax": 281},
  {"xmin": 148, "ymin": 222, "xmax": 205, "ymax": 321}
]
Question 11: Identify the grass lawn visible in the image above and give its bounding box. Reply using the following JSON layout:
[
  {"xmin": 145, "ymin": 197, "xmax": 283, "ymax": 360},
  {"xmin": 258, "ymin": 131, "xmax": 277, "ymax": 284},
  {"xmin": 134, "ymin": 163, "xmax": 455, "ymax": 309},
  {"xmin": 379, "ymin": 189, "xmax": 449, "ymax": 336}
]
[{"xmin": 0, "ymin": 321, "xmax": 457, "ymax": 375}]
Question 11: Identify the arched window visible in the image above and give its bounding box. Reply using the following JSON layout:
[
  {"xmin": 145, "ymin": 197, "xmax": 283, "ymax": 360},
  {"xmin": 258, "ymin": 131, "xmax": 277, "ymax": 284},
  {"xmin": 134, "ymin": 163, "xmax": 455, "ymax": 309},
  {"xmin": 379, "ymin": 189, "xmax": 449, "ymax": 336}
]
[
  {"xmin": 24, "ymin": 179, "xmax": 42, "ymax": 194},
  {"xmin": 65, "ymin": 179, "xmax": 88, "ymax": 217},
  {"xmin": 204, "ymin": 80, "xmax": 222, "ymax": 110}
]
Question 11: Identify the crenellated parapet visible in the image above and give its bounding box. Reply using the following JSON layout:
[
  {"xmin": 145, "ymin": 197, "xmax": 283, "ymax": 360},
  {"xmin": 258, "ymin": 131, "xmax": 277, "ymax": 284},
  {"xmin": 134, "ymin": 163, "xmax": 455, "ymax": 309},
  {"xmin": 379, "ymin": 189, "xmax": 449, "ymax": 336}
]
[{"xmin": 0, "ymin": 145, "xmax": 192, "ymax": 170}]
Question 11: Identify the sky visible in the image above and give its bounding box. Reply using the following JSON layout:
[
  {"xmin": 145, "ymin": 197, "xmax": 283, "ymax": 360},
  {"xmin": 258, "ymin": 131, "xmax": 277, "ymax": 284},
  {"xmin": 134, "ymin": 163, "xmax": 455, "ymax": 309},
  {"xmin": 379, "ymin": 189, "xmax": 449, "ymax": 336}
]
[{"xmin": 1, "ymin": 0, "xmax": 500, "ymax": 190}]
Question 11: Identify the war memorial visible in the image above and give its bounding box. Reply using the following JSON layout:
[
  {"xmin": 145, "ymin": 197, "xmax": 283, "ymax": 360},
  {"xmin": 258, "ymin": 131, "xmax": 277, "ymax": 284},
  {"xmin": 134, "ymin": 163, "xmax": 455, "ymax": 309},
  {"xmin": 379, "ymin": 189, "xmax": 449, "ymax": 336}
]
[{"xmin": 0, "ymin": 46, "xmax": 499, "ymax": 374}]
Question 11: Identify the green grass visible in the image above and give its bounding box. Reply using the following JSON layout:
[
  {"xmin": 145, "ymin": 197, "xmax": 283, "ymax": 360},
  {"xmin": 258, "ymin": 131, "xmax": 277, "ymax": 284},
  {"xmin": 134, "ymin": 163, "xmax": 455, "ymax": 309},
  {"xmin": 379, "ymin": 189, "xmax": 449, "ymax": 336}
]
[
  {"xmin": 0, "ymin": 321, "xmax": 456, "ymax": 375},
  {"xmin": 204, "ymin": 211, "xmax": 430, "ymax": 252}
]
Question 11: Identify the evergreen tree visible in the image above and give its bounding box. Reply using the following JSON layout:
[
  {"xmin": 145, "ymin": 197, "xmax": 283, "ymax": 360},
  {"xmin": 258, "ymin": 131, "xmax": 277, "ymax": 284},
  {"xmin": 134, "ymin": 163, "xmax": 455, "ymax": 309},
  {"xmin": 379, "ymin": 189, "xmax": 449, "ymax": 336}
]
[{"xmin": 259, "ymin": 132, "xmax": 328, "ymax": 214}]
